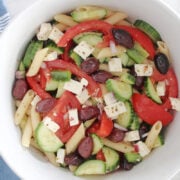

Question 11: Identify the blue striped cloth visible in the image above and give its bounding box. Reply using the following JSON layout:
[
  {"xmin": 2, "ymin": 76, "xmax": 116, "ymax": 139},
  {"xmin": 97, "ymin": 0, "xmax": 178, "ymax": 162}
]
[{"xmin": 0, "ymin": 0, "xmax": 10, "ymax": 32}]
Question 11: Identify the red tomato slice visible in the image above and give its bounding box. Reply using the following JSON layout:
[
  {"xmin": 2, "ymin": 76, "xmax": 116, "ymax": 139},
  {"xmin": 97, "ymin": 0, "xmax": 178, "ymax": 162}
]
[
  {"xmin": 132, "ymin": 93, "xmax": 173, "ymax": 126},
  {"xmin": 58, "ymin": 20, "xmax": 113, "ymax": 47},
  {"xmin": 96, "ymin": 150, "xmax": 106, "ymax": 161},
  {"xmin": 46, "ymin": 59, "xmax": 102, "ymax": 97}
]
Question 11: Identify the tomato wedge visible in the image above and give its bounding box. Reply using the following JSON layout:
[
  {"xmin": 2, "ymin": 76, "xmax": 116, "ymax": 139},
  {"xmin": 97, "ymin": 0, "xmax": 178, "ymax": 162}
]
[
  {"xmin": 113, "ymin": 25, "xmax": 155, "ymax": 59},
  {"xmin": 88, "ymin": 112, "xmax": 113, "ymax": 137},
  {"xmin": 96, "ymin": 150, "xmax": 106, "ymax": 161},
  {"xmin": 58, "ymin": 20, "xmax": 113, "ymax": 47},
  {"xmin": 151, "ymin": 68, "xmax": 178, "ymax": 109},
  {"xmin": 132, "ymin": 93, "xmax": 173, "ymax": 126},
  {"xmin": 46, "ymin": 59, "xmax": 102, "ymax": 97},
  {"xmin": 45, "ymin": 91, "xmax": 81, "ymax": 143}
]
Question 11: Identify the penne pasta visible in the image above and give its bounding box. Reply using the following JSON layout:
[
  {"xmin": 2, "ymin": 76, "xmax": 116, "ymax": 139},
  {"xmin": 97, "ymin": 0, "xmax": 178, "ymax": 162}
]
[
  {"xmin": 115, "ymin": 19, "xmax": 132, "ymax": 26},
  {"xmin": 54, "ymin": 14, "xmax": 78, "ymax": 27},
  {"xmin": 104, "ymin": 11, "xmax": 128, "ymax": 25},
  {"xmin": 101, "ymin": 138, "xmax": 134, "ymax": 153},
  {"xmin": 14, "ymin": 90, "xmax": 35, "ymax": 125},
  {"xmin": 145, "ymin": 121, "xmax": 162, "ymax": 150},
  {"xmin": 45, "ymin": 152, "xmax": 59, "ymax": 167},
  {"xmin": 53, "ymin": 23, "xmax": 69, "ymax": 32},
  {"xmin": 21, "ymin": 116, "xmax": 33, "ymax": 147},
  {"xmin": 26, "ymin": 48, "xmax": 49, "ymax": 77},
  {"xmin": 97, "ymin": 45, "xmax": 126, "ymax": 59}
]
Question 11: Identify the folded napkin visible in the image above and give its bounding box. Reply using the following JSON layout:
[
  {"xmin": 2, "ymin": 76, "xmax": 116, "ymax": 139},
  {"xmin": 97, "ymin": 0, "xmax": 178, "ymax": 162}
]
[{"xmin": 0, "ymin": 0, "xmax": 10, "ymax": 32}]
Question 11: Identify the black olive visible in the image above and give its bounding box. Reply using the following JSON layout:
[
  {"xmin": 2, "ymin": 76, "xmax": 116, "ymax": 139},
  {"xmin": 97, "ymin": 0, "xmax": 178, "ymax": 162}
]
[
  {"xmin": 154, "ymin": 53, "xmax": 169, "ymax": 74},
  {"xmin": 112, "ymin": 28, "xmax": 134, "ymax": 48}
]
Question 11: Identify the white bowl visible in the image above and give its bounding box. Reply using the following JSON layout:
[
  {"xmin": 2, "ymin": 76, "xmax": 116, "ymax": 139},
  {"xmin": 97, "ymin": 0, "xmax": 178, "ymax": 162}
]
[{"xmin": 0, "ymin": 0, "xmax": 180, "ymax": 179}]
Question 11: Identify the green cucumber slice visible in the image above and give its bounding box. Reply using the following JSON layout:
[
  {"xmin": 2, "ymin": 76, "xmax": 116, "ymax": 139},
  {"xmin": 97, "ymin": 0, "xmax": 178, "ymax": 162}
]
[
  {"xmin": 134, "ymin": 19, "xmax": 161, "ymax": 43},
  {"xmin": 145, "ymin": 77, "xmax": 162, "ymax": 104},
  {"xmin": 51, "ymin": 70, "xmax": 71, "ymax": 81},
  {"xmin": 74, "ymin": 160, "xmax": 106, "ymax": 176},
  {"xmin": 106, "ymin": 79, "xmax": 132, "ymax": 101},
  {"xmin": 102, "ymin": 146, "xmax": 119, "ymax": 172},
  {"xmin": 91, "ymin": 134, "xmax": 103, "ymax": 155},
  {"xmin": 35, "ymin": 122, "xmax": 63, "ymax": 152},
  {"xmin": 124, "ymin": 152, "xmax": 142, "ymax": 163},
  {"xmin": 120, "ymin": 72, "xmax": 135, "ymax": 85}
]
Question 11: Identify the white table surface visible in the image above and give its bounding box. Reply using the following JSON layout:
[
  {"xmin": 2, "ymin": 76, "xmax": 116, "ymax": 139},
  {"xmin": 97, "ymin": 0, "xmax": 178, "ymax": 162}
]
[{"xmin": 0, "ymin": 0, "xmax": 180, "ymax": 179}]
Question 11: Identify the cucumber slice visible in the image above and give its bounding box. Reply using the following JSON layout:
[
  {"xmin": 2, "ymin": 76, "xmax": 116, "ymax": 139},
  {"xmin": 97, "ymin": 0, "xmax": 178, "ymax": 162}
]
[
  {"xmin": 120, "ymin": 72, "xmax": 135, "ymax": 85},
  {"xmin": 73, "ymin": 32, "xmax": 103, "ymax": 46},
  {"xmin": 134, "ymin": 20, "xmax": 161, "ymax": 43},
  {"xmin": 56, "ymin": 81, "xmax": 65, "ymax": 98},
  {"xmin": 145, "ymin": 78, "xmax": 162, "ymax": 104},
  {"xmin": 74, "ymin": 160, "xmax": 106, "ymax": 176},
  {"xmin": 70, "ymin": 51, "xmax": 82, "ymax": 66},
  {"xmin": 35, "ymin": 122, "xmax": 63, "ymax": 152},
  {"xmin": 18, "ymin": 61, "xmax": 25, "ymax": 71},
  {"xmin": 102, "ymin": 147, "xmax": 119, "ymax": 172},
  {"xmin": 124, "ymin": 152, "xmax": 142, "ymax": 163},
  {"xmin": 119, "ymin": 53, "xmax": 129, "ymax": 67},
  {"xmin": 106, "ymin": 79, "xmax": 132, "ymax": 101},
  {"xmin": 51, "ymin": 70, "xmax": 71, "ymax": 81},
  {"xmin": 91, "ymin": 134, "xmax": 103, "ymax": 155},
  {"xmin": 84, "ymin": 118, "xmax": 96, "ymax": 128},
  {"xmin": 116, "ymin": 101, "xmax": 133, "ymax": 128},
  {"xmin": 45, "ymin": 40, "xmax": 64, "ymax": 54},
  {"xmin": 23, "ymin": 40, "xmax": 43, "ymax": 68},
  {"xmin": 127, "ymin": 48, "xmax": 145, "ymax": 64},
  {"xmin": 71, "ymin": 8, "xmax": 107, "ymax": 22},
  {"xmin": 134, "ymin": 42, "xmax": 149, "ymax": 58},
  {"xmin": 45, "ymin": 79, "xmax": 59, "ymax": 91},
  {"xmin": 130, "ymin": 115, "xmax": 141, "ymax": 130}
]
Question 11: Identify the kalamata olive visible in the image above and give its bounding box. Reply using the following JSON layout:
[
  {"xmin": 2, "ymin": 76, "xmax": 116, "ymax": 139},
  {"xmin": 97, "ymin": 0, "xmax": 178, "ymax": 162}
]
[
  {"xmin": 139, "ymin": 122, "xmax": 151, "ymax": 140},
  {"xmin": 36, "ymin": 98, "xmax": 56, "ymax": 113},
  {"xmin": 80, "ymin": 57, "xmax": 99, "ymax": 74},
  {"xmin": 12, "ymin": 79, "xmax": 28, "ymax": 100},
  {"xmin": 154, "ymin": 53, "xmax": 169, "ymax": 74},
  {"xmin": 108, "ymin": 128, "xmax": 125, "ymax": 142},
  {"xmin": 92, "ymin": 70, "xmax": 113, "ymax": 83},
  {"xmin": 64, "ymin": 152, "xmax": 83, "ymax": 166},
  {"xmin": 119, "ymin": 154, "xmax": 134, "ymax": 170},
  {"xmin": 79, "ymin": 106, "xmax": 100, "ymax": 121},
  {"xmin": 112, "ymin": 28, "xmax": 134, "ymax": 49},
  {"xmin": 78, "ymin": 136, "xmax": 93, "ymax": 158}
]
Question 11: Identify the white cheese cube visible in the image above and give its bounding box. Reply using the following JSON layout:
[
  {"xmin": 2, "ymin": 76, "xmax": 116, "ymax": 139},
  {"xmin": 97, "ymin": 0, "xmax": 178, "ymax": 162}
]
[
  {"xmin": 135, "ymin": 141, "xmax": 150, "ymax": 157},
  {"xmin": 103, "ymin": 92, "xmax": 117, "ymax": 105},
  {"xmin": 44, "ymin": 51, "xmax": 58, "ymax": 61},
  {"xmin": 37, "ymin": 23, "xmax": 52, "ymax": 41},
  {"xmin": 56, "ymin": 148, "xmax": 65, "ymax": 164},
  {"xmin": 124, "ymin": 130, "xmax": 140, "ymax": 142},
  {"xmin": 48, "ymin": 27, "xmax": 64, "ymax": 44},
  {"xmin": 76, "ymin": 88, "xmax": 90, "ymax": 104},
  {"xmin": 43, "ymin": 116, "xmax": 60, "ymax": 133},
  {"xmin": 73, "ymin": 41, "xmax": 94, "ymax": 60},
  {"xmin": 169, "ymin": 97, "xmax": 180, "ymax": 111},
  {"xmin": 68, "ymin": 109, "xmax": 79, "ymax": 126},
  {"xmin": 104, "ymin": 101, "xmax": 126, "ymax": 119},
  {"xmin": 108, "ymin": 58, "xmax": 122, "ymax": 72},
  {"xmin": 63, "ymin": 79, "xmax": 83, "ymax": 95},
  {"xmin": 80, "ymin": 78, "xmax": 88, "ymax": 87},
  {"xmin": 134, "ymin": 64, "xmax": 153, "ymax": 76},
  {"xmin": 156, "ymin": 81, "xmax": 166, "ymax": 96}
]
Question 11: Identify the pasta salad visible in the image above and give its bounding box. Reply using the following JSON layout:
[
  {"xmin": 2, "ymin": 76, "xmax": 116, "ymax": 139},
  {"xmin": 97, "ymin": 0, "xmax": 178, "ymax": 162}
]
[{"xmin": 12, "ymin": 5, "xmax": 180, "ymax": 176}]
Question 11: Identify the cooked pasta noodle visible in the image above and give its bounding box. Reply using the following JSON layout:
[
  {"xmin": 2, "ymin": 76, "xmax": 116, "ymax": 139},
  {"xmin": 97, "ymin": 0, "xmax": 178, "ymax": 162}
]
[
  {"xmin": 104, "ymin": 12, "xmax": 128, "ymax": 24},
  {"xmin": 157, "ymin": 41, "xmax": 171, "ymax": 62}
]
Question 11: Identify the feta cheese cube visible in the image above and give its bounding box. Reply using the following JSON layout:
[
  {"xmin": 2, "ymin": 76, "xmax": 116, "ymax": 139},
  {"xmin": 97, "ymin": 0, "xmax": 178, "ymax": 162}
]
[
  {"xmin": 43, "ymin": 116, "xmax": 60, "ymax": 133},
  {"xmin": 156, "ymin": 81, "xmax": 166, "ymax": 96},
  {"xmin": 76, "ymin": 88, "xmax": 90, "ymax": 104},
  {"xmin": 37, "ymin": 23, "xmax": 52, "ymax": 41},
  {"xmin": 73, "ymin": 41, "xmax": 94, "ymax": 60},
  {"xmin": 104, "ymin": 101, "xmax": 126, "ymax": 119},
  {"xmin": 48, "ymin": 27, "xmax": 64, "ymax": 44},
  {"xmin": 108, "ymin": 58, "xmax": 122, "ymax": 72},
  {"xmin": 134, "ymin": 64, "xmax": 153, "ymax": 76},
  {"xmin": 56, "ymin": 148, "xmax": 66, "ymax": 164},
  {"xmin": 103, "ymin": 92, "xmax": 117, "ymax": 105},
  {"xmin": 80, "ymin": 78, "xmax": 88, "ymax": 87},
  {"xmin": 44, "ymin": 51, "xmax": 58, "ymax": 61},
  {"xmin": 169, "ymin": 97, "xmax": 180, "ymax": 111},
  {"xmin": 124, "ymin": 130, "xmax": 140, "ymax": 142},
  {"xmin": 63, "ymin": 79, "xmax": 83, "ymax": 95},
  {"xmin": 135, "ymin": 141, "xmax": 150, "ymax": 157},
  {"xmin": 68, "ymin": 109, "xmax": 79, "ymax": 126}
]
